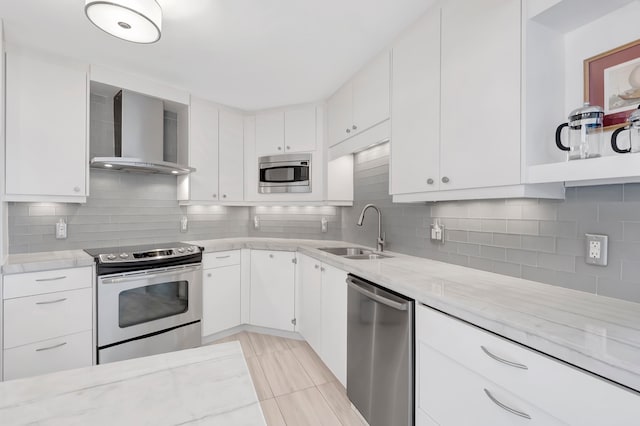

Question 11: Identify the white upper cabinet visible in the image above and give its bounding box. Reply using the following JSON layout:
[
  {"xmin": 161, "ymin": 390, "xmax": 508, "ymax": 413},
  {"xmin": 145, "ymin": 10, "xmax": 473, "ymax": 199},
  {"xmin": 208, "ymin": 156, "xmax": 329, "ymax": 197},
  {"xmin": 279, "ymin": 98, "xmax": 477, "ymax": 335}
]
[
  {"xmin": 328, "ymin": 51, "xmax": 391, "ymax": 147},
  {"xmin": 5, "ymin": 47, "xmax": 89, "ymax": 202},
  {"xmin": 390, "ymin": 9, "xmax": 442, "ymax": 195},
  {"xmin": 219, "ymin": 110, "xmax": 245, "ymax": 201},
  {"xmin": 255, "ymin": 105, "xmax": 316, "ymax": 156},
  {"xmin": 391, "ymin": 1, "xmax": 564, "ymax": 202},
  {"xmin": 181, "ymin": 98, "xmax": 244, "ymax": 203},
  {"xmin": 439, "ymin": 0, "xmax": 521, "ymax": 191},
  {"xmin": 188, "ymin": 97, "xmax": 220, "ymax": 201}
]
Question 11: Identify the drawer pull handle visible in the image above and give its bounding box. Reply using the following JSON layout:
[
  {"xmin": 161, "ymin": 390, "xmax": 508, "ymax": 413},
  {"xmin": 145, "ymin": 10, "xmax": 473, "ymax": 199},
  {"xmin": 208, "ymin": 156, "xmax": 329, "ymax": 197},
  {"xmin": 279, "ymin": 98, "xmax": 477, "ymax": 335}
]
[
  {"xmin": 35, "ymin": 276, "xmax": 67, "ymax": 282},
  {"xmin": 36, "ymin": 342, "xmax": 67, "ymax": 352},
  {"xmin": 216, "ymin": 255, "xmax": 231, "ymax": 259},
  {"xmin": 36, "ymin": 298, "xmax": 67, "ymax": 305},
  {"xmin": 481, "ymin": 346, "xmax": 528, "ymax": 370},
  {"xmin": 484, "ymin": 389, "xmax": 531, "ymax": 420}
]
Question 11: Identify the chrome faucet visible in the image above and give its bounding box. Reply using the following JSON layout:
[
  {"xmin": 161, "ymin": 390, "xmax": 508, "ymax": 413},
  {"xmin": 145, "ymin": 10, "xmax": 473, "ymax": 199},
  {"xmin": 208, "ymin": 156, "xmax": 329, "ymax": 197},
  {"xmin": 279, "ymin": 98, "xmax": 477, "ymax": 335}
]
[{"xmin": 357, "ymin": 204, "xmax": 385, "ymax": 252}]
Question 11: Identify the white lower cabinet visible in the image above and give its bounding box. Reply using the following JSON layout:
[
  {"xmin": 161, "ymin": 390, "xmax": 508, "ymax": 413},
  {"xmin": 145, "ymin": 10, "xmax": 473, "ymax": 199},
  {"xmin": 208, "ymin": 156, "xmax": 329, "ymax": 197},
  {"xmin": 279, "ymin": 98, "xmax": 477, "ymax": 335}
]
[
  {"xmin": 297, "ymin": 254, "xmax": 347, "ymax": 386},
  {"xmin": 416, "ymin": 304, "xmax": 640, "ymax": 425},
  {"xmin": 2, "ymin": 266, "xmax": 93, "ymax": 380},
  {"xmin": 250, "ymin": 250, "xmax": 296, "ymax": 331},
  {"xmin": 202, "ymin": 251, "xmax": 241, "ymax": 337}
]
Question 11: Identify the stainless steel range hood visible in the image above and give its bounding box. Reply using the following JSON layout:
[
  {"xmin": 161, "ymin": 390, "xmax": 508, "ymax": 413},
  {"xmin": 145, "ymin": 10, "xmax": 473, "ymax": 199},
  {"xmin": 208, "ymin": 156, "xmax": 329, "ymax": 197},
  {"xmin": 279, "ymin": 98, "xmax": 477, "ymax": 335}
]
[{"xmin": 90, "ymin": 90, "xmax": 195, "ymax": 175}]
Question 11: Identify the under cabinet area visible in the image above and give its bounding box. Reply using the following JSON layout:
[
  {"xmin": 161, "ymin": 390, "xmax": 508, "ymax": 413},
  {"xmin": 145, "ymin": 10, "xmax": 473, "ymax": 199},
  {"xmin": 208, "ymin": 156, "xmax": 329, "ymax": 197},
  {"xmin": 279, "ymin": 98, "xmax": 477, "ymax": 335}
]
[
  {"xmin": 5, "ymin": 47, "xmax": 89, "ymax": 202},
  {"xmin": 2, "ymin": 267, "xmax": 94, "ymax": 381},
  {"xmin": 296, "ymin": 254, "xmax": 348, "ymax": 386},
  {"xmin": 201, "ymin": 251, "xmax": 241, "ymax": 337},
  {"xmin": 249, "ymin": 250, "xmax": 296, "ymax": 331},
  {"xmin": 416, "ymin": 304, "xmax": 640, "ymax": 425}
]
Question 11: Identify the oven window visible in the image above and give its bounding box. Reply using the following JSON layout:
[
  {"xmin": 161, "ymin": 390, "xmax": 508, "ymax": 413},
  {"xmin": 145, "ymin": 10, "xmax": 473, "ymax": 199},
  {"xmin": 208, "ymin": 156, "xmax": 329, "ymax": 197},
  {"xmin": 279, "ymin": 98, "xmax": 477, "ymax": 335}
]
[
  {"xmin": 261, "ymin": 166, "xmax": 309, "ymax": 183},
  {"xmin": 119, "ymin": 281, "xmax": 189, "ymax": 328}
]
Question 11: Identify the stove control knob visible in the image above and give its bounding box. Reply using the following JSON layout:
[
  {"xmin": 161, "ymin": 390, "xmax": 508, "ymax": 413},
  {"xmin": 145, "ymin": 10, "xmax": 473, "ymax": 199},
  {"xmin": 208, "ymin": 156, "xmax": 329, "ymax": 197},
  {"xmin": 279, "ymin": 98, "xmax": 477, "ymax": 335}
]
[
  {"xmin": 119, "ymin": 253, "xmax": 129, "ymax": 259},
  {"xmin": 177, "ymin": 247, "xmax": 185, "ymax": 253},
  {"xmin": 187, "ymin": 246, "xmax": 195, "ymax": 252},
  {"xmin": 107, "ymin": 254, "xmax": 117, "ymax": 260}
]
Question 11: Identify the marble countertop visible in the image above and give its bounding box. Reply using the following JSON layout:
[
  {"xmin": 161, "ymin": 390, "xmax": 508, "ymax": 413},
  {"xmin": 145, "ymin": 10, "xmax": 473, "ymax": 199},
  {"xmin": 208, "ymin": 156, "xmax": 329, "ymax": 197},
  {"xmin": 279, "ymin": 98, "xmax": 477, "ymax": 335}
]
[
  {"xmin": 4, "ymin": 237, "xmax": 640, "ymax": 392},
  {"xmin": 2, "ymin": 249, "xmax": 94, "ymax": 274},
  {"xmin": 0, "ymin": 341, "xmax": 265, "ymax": 425}
]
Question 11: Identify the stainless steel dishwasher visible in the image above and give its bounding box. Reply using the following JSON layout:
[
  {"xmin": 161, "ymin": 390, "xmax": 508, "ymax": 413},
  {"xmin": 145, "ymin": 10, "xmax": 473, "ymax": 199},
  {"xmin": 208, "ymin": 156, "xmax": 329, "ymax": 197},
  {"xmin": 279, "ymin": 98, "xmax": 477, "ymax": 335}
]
[{"xmin": 346, "ymin": 274, "xmax": 414, "ymax": 426}]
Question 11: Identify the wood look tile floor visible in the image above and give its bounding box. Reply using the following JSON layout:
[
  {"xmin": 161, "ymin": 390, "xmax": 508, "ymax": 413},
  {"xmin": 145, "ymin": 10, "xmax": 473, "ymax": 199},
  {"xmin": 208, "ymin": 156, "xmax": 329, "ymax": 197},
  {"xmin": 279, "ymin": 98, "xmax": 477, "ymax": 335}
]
[{"xmin": 211, "ymin": 331, "xmax": 367, "ymax": 426}]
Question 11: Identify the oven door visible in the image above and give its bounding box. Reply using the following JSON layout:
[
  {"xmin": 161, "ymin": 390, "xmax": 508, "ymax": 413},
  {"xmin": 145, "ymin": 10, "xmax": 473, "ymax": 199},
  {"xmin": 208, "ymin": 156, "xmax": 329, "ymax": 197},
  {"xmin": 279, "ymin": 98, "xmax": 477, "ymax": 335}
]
[{"xmin": 97, "ymin": 264, "xmax": 202, "ymax": 347}]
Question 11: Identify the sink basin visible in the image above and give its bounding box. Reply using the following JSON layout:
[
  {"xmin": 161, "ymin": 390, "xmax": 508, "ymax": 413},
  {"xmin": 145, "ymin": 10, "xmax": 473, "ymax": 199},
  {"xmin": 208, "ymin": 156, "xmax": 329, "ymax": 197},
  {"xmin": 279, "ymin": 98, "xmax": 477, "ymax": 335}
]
[{"xmin": 318, "ymin": 247, "xmax": 393, "ymax": 260}]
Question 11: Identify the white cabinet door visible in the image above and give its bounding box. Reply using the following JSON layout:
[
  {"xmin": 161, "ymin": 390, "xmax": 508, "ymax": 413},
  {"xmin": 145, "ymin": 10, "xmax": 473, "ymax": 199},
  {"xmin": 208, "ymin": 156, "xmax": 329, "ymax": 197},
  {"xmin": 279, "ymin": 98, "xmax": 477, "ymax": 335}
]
[
  {"xmin": 297, "ymin": 254, "xmax": 322, "ymax": 354},
  {"xmin": 189, "ymin": 97, "xmax": 219, "ymax": 201},
  {"xmin": 219, "ymin": 110, "xmax": 244, "ymax": 201},
  {"xmin": 320, "ymin": 263, "xmax": 348, "ymax": 386},
  {"xmin": 5, "ymin": 49, "xmax": 88, "ymax": 199},
  {"xmin": 250, "ymin": 250, "xmax": 296, "ymax": 331},
  {"xmin": 352, "ymin": 51, "xmax": 391, "ymax": 134},
  {"xmin": 202, "ymin": 264, "xmax": 241, "ymax": 337},
  {"xmin": 391, "ymin": 10, "xmax": 441, "ymax": 195},
  {"xmin": 439, "ymin": 0, "xmax": 521, "ymax": 191},
  {"xmin": 255, "ymin": 111, "xmax": 285, "ymax": 156},
  {"xmin": 284, "ymin": 105, "xmax": 316, "ymax": 153},
  {"xmin": 327, "ymin": 83, "xmax": 353, "ymax": 146}
]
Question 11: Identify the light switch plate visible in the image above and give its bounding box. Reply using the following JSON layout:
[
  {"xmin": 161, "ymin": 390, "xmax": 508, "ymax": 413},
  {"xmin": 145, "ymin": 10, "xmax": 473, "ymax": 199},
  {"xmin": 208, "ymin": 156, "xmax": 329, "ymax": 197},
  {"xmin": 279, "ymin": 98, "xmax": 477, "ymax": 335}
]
[{"xmin": 585, "ymin": 234, "xmax": 608, "ymax": 266}]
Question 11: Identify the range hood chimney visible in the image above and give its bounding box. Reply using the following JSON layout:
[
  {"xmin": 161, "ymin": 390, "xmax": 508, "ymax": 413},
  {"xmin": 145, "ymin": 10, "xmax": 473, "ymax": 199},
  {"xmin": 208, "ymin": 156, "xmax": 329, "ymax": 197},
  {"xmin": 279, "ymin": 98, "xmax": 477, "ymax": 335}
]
[{"xmin": 90, "ymin": 90, "xmax": 194, "ymax": 175}]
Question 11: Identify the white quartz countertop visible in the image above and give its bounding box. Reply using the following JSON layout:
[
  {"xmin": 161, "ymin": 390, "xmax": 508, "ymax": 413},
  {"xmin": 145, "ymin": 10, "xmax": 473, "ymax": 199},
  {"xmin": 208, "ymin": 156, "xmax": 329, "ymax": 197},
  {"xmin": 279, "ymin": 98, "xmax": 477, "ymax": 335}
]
[
  {"xmin": 0, "ymin": 341, "xmax": 265, "ymax": 425},
  {"xmin": 2, "ymin": 249, "xmax": 94, "ymax": 274},
  {"xmin": 4, "ymin": 237, "xmax": 640, "ymax": 392}
]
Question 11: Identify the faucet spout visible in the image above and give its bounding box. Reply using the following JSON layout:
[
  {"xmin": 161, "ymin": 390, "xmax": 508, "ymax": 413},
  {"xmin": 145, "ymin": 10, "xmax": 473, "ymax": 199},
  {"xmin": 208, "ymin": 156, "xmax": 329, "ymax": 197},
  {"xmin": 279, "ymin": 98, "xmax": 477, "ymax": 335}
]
[{"xmin": 356, "ymin": 204, "xmax": 385, "ymax": 252}]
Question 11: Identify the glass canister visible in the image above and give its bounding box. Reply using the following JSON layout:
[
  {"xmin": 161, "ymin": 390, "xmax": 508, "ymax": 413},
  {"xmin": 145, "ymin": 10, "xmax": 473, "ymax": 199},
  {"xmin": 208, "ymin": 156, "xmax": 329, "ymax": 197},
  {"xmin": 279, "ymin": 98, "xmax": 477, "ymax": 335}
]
[
  {"xmin": 555, "ymin": 102, "xmax": 604, "ymax": 160},
  {"xmin": 611, "ymin": 106, "xmax": 640, "ymax": 154}
]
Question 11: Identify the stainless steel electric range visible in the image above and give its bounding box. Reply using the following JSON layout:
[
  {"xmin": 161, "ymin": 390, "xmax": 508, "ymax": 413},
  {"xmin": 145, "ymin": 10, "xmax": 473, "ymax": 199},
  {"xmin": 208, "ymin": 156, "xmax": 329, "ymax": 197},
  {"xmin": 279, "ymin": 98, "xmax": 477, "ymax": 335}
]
[{"xmin": 84, "ymin": 242, "xmax": 203, "ymax": 364}]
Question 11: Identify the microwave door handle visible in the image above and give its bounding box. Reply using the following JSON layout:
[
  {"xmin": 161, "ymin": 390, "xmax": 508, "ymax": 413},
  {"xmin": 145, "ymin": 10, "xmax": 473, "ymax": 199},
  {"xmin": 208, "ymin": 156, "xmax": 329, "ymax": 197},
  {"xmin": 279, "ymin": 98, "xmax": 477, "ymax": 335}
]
[{"xmin": 101, "ymin": 265, "xmax": 202, "ymax": 284}]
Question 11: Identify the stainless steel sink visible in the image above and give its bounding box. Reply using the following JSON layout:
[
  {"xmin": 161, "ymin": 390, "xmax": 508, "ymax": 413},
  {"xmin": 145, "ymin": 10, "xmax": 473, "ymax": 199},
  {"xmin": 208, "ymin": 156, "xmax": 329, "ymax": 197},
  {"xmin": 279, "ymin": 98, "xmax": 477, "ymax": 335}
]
[{"xmin": 318, "ymin": 247, "xmax": 392, "ymax": 260}]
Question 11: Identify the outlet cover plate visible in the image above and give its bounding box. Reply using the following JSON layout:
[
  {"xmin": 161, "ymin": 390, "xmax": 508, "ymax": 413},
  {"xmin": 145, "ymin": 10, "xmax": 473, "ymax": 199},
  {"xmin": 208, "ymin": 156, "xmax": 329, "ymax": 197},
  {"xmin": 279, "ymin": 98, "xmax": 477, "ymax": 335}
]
[{"xmin": 585, "ymin": 233, "xmax": 608, "ymax": 266}]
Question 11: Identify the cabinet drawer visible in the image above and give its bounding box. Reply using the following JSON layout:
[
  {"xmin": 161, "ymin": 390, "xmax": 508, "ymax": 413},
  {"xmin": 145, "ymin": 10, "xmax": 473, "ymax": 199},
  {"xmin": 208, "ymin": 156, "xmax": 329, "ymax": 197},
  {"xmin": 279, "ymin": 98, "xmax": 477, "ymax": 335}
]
[
  {"xmin": 3, "ymin": 266, "xmax": 92, "ymax": 299},
  {"xmin": 417, "ymin": 304, "xmax": 640, "ymax": 425},
  {"xmin": 418, "ymin": 340, "xmax": 566, "ymax": 425},
  {"xmin": 4, "ymin": 287, "xmax": 92, "ymax": 348},
  {"xmin": 3, "ymin": 330, "xmax": 92, "ymax": 381},
  {"xmin": 203, "ymin": 250, "xmax": 240, "ymax": 269}
]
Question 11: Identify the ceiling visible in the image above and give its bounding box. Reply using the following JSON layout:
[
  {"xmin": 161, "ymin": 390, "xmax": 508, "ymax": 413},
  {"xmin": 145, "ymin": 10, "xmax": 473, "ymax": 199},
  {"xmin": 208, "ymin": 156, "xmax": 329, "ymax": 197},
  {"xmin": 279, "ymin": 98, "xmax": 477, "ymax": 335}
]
[{"xmin": 0, "ymin": 0, "xmax": 434, "ymax": 111}]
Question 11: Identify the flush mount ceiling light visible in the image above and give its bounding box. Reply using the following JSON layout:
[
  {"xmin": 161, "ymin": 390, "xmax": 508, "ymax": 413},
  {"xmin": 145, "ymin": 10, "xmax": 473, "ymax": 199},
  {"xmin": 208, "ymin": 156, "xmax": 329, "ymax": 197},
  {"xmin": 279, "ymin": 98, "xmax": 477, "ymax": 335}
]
[{"xmin": 85, "ymin": 0, "xmax": 162, "ymax": 44}]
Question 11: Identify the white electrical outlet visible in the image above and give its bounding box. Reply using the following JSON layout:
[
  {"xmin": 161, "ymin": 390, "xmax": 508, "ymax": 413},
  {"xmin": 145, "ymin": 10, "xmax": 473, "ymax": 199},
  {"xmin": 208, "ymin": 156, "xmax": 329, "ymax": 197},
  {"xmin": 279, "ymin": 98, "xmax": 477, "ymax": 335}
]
[
  {"xmin": 55, "ymin": 218, "xmax": 67, "ymax": 240},
  {"xmin": 585, "ymin": 234, "xmax": 608, "ymax": 266},
  {"xmin": 430, "ymin": 220, "xmax": 445, "ymax": 243},
  {"xmin": 321, "ymin": 217, "xmax": 328, "ymax": 233},
  {"xmin": 180, "ymin": 216, "xmax": 188, "ymax": 233}
]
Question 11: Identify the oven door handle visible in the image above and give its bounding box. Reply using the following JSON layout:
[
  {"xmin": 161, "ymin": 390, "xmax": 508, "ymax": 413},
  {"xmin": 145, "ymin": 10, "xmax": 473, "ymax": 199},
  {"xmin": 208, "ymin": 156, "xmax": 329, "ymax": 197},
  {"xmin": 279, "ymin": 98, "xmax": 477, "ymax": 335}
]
[{"xmin": 100, "ymin": 265, "xmax": 202, "ymax": 284}]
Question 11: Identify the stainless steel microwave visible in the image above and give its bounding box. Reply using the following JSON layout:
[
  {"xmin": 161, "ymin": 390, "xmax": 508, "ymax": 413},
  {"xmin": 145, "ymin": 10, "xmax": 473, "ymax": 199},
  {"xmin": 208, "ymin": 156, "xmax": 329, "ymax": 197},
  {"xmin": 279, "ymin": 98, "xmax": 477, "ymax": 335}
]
[{"xmin": 259, "ymin": 153, "xmax": 311, "ymax": 193}]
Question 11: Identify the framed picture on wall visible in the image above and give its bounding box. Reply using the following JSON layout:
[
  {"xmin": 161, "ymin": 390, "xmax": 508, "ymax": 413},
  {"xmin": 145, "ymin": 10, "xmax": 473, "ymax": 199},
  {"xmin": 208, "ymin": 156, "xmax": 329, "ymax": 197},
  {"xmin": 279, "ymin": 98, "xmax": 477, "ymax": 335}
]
[{"xmin": 584, "ymin": 38, "xmax": 640, "ymax": 130}]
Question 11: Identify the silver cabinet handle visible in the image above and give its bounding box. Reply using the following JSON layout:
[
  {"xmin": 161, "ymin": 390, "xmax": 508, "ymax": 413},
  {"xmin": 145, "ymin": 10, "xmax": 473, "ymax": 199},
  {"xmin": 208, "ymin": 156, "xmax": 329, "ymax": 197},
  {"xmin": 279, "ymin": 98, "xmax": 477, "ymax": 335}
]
[
  {"xmin": 346, "ymin": 128, "xmax": 351, "ymax": 133},
  {"xmin": 346, "ymin": 277, "xmax": 407, "ymax": 311},
  {"xmin": 352, "ymin": 124, "xmax": 357, "ymax": 130},
  {"xmin": 314, "ymin": 264, "xmax": 319, "ymax": 269},
  {"xmin": 269, "ymin": 254, "xmax": 274, "ymax": 258},
  {"xmin": 207, "ymin": 273, "xmax": 212, "ymax": 278},
  {"xmin": 36, "ymin": 298, "xmax": 67, "ymax": 305},
  {"xmin": 277, "ymin": 146, "xmax": 282, "ymax": 150},
  {"xmin": 222, "ymin": 194, "xmax": 227, "ymax": 198},
  {"xmin": 73, "ymin": 186, "xmax": 81, "ymax": 193},
  {"xmin": 320, "ymin": 267, "xmax": 325, "ymax": 272},
  {"xmin": 441, "ymin": 176, "xmax": 450, "ymax": 183},
  {"xmin": 286, "ymin": 146, "xmax": 291, "ymax": 150},
  {"xmin": 35, "ymin": 276, "xmax": 67, "ymax": 282},
  {"xmin": 481, "ymin": 346, "xmax": 528, "ymax": 370},
  {"xmin": 427, "ymin": 178, "xmax": 434, "ymax": 185},
  {"xmin": 213, "ymin": 193, "xmax": 217, "ymax": 198},
  {"xmin": 216, "ymin": 255, "xmax": 231, "ymax": 259},
  {"xmin": 36, "ymin": 342, "xmax": 67, "ymax": 352},
  {"xmin": 484, "ymin": 389, "xmax": 531, "ymax": 420}
]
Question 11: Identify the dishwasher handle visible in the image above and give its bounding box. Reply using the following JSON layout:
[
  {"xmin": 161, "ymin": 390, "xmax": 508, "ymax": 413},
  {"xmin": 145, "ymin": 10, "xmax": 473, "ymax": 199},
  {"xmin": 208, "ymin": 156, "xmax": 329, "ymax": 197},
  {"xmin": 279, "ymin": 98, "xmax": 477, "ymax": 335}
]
[{"xmin": 347, "ymin": 277, "xmax": 408, "ymax": 311}]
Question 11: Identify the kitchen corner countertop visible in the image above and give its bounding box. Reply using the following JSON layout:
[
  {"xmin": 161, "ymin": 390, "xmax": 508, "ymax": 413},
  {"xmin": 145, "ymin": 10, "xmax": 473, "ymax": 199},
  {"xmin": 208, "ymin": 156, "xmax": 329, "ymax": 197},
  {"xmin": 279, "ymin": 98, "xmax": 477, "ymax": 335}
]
[
  {"xmin": 4, "ymin": 238, "xmax": 640, "ymax": 393},
  {"xmin": 0, "ymin": 341, "xmax": 265, "ymax": 425},
  {"xmin": 2, "ymin": 249, "xmax": 94, "ymax": 274}
]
